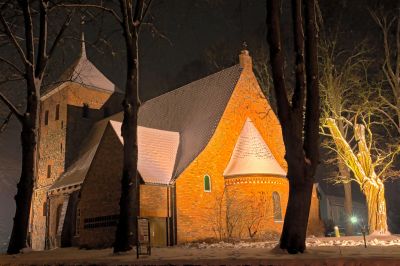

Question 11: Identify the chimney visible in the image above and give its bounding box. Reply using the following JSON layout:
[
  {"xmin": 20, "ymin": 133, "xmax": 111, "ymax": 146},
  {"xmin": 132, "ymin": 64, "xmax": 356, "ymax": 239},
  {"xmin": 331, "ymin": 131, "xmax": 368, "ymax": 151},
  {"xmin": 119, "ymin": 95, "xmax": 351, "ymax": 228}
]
[{"xmin": 239, "ymin": 42, "xmax": 252, "ymax": 70}]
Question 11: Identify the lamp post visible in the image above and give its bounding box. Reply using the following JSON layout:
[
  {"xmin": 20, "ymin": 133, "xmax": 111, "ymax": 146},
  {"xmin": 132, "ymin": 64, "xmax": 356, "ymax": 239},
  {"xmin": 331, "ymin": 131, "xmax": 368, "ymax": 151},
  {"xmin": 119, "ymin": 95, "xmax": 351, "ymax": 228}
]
[{"xmin": 350, "ymin": 216, "xmax": 367, "ymax": 248}]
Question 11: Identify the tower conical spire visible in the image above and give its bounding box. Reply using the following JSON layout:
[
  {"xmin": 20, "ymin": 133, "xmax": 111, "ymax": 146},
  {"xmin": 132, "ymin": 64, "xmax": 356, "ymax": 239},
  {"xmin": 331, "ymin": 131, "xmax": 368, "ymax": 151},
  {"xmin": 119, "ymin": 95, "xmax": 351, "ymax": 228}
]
[
  {"xmin": 81, "ymin": 32, "xmax": 87, "ymax": 59},
  {"xmin": 80, "ymin": 17, "xmax": 87, "ymax": 59}
]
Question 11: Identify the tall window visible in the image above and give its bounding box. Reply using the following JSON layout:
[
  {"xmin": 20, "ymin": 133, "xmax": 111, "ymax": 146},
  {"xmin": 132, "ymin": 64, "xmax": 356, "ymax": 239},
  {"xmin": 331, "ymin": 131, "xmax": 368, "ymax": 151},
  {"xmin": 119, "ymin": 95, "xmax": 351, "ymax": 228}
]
[
  {"xmin": 44, "ymin": 110, "xmax": 49, "ymax": 125},
  {"xmin": 82, "ymin": 103, "xmax": 89, "ymax": 118},
  {"xmin": 204, "ymin": 175, "xmax": 211, "ymax": 192},
  {"xmin": 47, "ymin": 165, "xmax": 51, "ymax": 179},
  {"xmin": 55, "ymin": 104, "xmax": 60, "ymax": 120},
  {"xmin": 272, "ymin": 192, "xmax": 282, "ymax": 221}
]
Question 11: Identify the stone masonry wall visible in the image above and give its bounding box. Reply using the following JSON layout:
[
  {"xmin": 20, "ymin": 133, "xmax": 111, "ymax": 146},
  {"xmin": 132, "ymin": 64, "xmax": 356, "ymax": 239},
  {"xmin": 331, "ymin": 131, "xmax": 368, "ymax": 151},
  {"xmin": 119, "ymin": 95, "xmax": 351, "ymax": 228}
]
[{"xmin": 31, "ymin": 82, "xmax": 115, "ymax": 250}]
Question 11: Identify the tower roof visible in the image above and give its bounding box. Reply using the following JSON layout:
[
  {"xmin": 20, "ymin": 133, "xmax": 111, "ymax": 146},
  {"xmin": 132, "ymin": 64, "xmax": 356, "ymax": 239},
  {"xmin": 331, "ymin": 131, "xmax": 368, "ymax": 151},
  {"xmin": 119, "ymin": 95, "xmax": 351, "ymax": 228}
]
[{"xmin": 66, "ymin": 33, "xmax": 118, "ymax": 93}]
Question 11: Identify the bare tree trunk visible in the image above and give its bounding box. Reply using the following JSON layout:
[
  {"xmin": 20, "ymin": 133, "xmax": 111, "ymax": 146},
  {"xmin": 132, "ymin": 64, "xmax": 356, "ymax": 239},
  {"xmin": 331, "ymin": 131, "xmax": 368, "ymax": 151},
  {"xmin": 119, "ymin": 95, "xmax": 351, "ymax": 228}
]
[
  {"xmin": 279, "ymin": 169, "xmax": 314, "ymax": 253},
  {"xmin": 363, "ymin": 179, "xmax": 388, "ymax": 234},
  {"xmin": 337, "ymin": 120, "xmax": 353, "ymax": 235},
  {"xmin": 266, "ymin": 0, "xmax": 319, "ymax": 254},
  {"xmin": 7, "ymin": 120, "xmax": 37, "ymax": 254},
  {"xmin": 342, "ymin": 179, "xmax": 353, "ymax": 235},
  {"xmin": 114, "ymin": 0, "xmax": 143, "ymax": 253},
  {"xmin": 7, "ymin": 77, "xmax": 40, "ymax": 254}
]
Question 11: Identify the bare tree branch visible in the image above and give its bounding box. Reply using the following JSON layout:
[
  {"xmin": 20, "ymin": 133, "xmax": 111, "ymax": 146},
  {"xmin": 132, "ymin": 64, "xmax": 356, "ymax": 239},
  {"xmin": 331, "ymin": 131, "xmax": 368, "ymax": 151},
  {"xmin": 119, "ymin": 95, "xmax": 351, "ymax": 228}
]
[
  {"xmin": 0, "ymin": 56, "xmax": 23, "ymax": 74},
  {"xmin": 0, "ymin": 111, "xmax": 12, "ymax": 133},
  {"xmin": 0, "ymin": 92, "xmax": 23, "ymax": 122}
]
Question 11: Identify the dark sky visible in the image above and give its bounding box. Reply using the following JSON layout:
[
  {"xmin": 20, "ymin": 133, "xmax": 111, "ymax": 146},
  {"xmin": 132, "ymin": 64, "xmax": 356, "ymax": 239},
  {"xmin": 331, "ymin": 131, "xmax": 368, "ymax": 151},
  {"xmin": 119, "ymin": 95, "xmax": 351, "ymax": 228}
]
[{"xmin": 1, "ymin": 0, "xmax": 400, "ymax": 251}]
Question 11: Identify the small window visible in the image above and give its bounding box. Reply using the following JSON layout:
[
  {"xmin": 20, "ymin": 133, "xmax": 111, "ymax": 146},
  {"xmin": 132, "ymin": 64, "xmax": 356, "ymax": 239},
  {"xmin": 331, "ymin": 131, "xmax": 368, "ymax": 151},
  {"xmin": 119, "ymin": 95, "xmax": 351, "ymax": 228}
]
[
  {"xmin": 272, "ymin": 191, "xmax": 282, "ymax": 221},
  {"xmin": 60, "ymin": 142, "xmax": 63, "ymax": 153},
  {"xmin": 55, "ymin": 104, "xmax": 60, "ymax": 120},
  {"xmin": 43, "ymin": 201, "xmax": 47, "ymax": 216},
  {"xmin": 44, "ymin": 110, "xmax": 49, "ymax": 125},
  {"xmin": 47, "ymin": 165, "xmax": 51, "ymax": 179},
  {"xmin": 61, "ymin": 120, "xmax": 64, "ymax": 129},
  {"xmin": 82, "ymin": 103, "xmax": 89, "ymax": 118},
  {"xmin": 204, "ymin": 175, "xmax": 211, "ymax": 192}
]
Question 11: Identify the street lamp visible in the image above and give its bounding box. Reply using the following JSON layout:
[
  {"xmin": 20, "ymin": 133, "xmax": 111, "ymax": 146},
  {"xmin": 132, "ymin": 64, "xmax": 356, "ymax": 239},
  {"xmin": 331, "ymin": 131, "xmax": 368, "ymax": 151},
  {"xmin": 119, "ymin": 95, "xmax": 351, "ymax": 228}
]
[{"xmin": 350, "ymin": 215, "xmax": 367, "ymax": 248}]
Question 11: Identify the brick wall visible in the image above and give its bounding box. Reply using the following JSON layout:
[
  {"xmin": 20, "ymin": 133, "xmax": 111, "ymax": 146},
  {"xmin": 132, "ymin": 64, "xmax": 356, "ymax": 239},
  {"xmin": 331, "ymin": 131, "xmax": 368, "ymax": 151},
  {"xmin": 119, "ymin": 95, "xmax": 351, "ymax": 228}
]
[
  {"xmin": 78, "ymin": 124, "xmax": 168, "ymax": 248},
  {"xmin": 175, "ymin": 62, "xmax": 289, "ymax": 243},
  {"xmin": 31, "ymin": 82, "xmax": 120, "ymax": 250}
]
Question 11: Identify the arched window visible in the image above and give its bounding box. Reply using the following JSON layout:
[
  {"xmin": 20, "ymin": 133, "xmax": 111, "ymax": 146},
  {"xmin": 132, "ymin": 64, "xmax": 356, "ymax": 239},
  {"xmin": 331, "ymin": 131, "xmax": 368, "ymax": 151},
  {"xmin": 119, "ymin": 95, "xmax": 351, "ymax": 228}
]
[
  {"xmin": 204, "ymin": 175, "xmax": 211, "ymax": 192},
  {"xmin": 272, "ymin": 192, "xmax": 282, "ymax": 221}
]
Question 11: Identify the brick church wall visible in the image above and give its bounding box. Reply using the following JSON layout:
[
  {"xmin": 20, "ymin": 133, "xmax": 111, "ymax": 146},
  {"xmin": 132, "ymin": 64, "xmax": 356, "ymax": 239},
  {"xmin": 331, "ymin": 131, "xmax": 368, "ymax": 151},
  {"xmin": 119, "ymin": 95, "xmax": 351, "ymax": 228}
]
[
  {"xmin": 175, "ymin": 60, "xmax": 290, "ymax": 243},
  {"xmin": 78, "ymin": 124, "xmax": 168, "ymax": 248},
  {"xmin": 31, "ymin": 82, "xmax": 121, "ymax": 250}
]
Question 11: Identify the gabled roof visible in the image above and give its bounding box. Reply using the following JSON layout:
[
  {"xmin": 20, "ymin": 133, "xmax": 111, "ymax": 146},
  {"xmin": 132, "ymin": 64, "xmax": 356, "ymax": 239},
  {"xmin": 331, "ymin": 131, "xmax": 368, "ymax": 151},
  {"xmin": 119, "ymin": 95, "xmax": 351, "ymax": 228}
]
[
  {"xmin": 49, "ymin": 113, "xmax": 122, "ymax": 191},
  {"xmin": 223, "ymin": 118, "xmax": 286, "ymax": 177},
  {"xmin": 138, "ymin": 64, "xmax": 243, "ymax": 178},
  {"xmin": 50, "ymin": 64, "xmax": 242, "ymax": 190},
  {"xmin": 110, "ymin": 121, "xmax": 180, "ymax": 185}
]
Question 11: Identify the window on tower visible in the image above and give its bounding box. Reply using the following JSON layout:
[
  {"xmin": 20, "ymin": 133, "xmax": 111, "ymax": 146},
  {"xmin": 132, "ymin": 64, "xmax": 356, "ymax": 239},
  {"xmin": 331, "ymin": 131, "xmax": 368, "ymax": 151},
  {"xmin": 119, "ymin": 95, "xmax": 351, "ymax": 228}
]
[
  {"xmin": 44, "ymin": 110, "xmax": 49, "ymax": 125},
  {"xmin": 47, "ymin": 165, "xmax": 51, "ymax": 179},
  {"xmin": 55, "ymin": 104, "xmax": 60, "ymax": 120}
]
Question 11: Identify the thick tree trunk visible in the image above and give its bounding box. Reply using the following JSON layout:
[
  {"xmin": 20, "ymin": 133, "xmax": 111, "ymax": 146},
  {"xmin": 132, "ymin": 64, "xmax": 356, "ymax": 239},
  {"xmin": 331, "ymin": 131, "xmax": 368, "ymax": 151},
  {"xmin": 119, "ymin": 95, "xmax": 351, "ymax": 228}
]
[
  {"xmin": 114, "ymin": 26, "xmax": 140, "ymax": 252},
  {"xmin": 7, "ymin": 122, "xmax": 37, "ymax": 254},
  {"xmin": 363, "ymin": 178, "xmax": 389, "ymax": 235},
  {"xmin": 337, "ymin": 120, "xmax": 353, "ymax": 235},
  {"xmin": 343, "ymin": 180, "xmax": 353, "ymax": 235},
  {"xmin": 279, "ymin": 172, "xmax": 314, "ymax": 253},
  {"xmin": 338, "ymin": 158, "xmax": 353, "ymax": 235}
]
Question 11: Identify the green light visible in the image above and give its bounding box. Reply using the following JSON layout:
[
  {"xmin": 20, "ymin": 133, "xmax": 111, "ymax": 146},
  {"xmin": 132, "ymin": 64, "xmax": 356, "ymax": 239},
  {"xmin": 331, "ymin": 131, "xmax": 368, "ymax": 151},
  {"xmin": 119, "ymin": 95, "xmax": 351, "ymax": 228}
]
[{"xmin": 350, "ymin": 216, "xmax": 358, "ymax": 224}]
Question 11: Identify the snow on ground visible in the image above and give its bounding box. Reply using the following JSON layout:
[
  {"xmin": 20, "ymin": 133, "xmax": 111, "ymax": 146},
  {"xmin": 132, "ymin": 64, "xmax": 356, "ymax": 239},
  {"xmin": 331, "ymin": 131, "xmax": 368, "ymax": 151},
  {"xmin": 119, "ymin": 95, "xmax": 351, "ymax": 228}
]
[{"xmin": 2, "ymin": 236, "xmax": 400, "ymax": 265}]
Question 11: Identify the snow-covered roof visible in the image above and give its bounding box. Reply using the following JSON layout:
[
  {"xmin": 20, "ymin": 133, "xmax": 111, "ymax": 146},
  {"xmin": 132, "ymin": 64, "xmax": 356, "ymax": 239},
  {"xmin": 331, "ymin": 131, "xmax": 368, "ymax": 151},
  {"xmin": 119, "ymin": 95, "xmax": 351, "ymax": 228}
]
[
  {"xmin": 110, "ymin": 121, "xmax": 180, "ymax": 185},
  {"xmin": 69, "ymin": 33, "xmax": 117, "ymax": 93},
  {"xmin": 41, "ymin": 33, "xmax": 120, "ymax": 100},
  {"xmin": 223, "ymin": 118, "xmax": 286, "ymax": 177}
]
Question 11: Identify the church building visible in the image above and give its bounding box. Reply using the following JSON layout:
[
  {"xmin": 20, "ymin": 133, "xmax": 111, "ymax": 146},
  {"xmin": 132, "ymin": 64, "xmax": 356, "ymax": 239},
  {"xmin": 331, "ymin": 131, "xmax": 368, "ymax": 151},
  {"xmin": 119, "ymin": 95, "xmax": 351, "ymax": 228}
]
[{"xmin": 30, "ymin": 40, "xmax": 323, "ymax": 250}]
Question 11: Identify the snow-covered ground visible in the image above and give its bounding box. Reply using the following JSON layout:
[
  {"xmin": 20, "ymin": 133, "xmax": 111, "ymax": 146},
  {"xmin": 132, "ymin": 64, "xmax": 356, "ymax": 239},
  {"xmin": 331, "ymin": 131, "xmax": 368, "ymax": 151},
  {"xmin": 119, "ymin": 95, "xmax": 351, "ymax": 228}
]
[{"xmin": 2, "ymin": 236, "xmax": 400, "ymax": 265}]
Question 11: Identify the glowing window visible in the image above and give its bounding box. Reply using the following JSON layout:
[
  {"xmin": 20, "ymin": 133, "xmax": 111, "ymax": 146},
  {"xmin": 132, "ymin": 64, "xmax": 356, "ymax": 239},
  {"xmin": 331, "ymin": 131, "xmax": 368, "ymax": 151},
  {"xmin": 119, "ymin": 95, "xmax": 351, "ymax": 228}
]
[
  {"xmin": 204, "ymin": 175, "xmax": 211, "ymax": 192},
  {"xmin": 272, "ymin": 191, "xmax": 282, "ymax": 221}
]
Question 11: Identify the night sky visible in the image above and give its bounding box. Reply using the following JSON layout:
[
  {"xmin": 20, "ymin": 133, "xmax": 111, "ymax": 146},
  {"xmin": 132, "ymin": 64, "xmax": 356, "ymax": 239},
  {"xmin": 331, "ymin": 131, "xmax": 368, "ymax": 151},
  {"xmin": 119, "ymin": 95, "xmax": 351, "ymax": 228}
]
[{"xmin": 1, "ymin": 0, "xmax": 400, "ymax": 251}]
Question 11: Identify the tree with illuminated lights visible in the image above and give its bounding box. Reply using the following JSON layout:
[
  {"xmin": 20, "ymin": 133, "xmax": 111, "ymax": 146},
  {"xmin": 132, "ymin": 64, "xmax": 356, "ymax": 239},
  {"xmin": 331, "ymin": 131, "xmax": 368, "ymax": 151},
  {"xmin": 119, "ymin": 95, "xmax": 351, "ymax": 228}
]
[{"xmin": 320, "ymin": 41, "xmax": 400, "ymax": 235}]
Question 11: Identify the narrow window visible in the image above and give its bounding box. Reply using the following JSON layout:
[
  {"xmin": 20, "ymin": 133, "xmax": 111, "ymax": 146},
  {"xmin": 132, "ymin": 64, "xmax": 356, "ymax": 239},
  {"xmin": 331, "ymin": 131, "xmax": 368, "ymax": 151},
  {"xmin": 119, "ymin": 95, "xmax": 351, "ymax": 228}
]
[
  {"xmin": 82, "ymin": 103, "xmax": 89, "ymax": 118},
  {"xmin": 204, "ymin": 175, "xmax": 211, "ymax": 192},
  {"xmin": 43, "ymin": 201, "xmax": 47, "ymax": 216},
  {"xmin": 55, "ymin": 104, "xmax": 60, "ymax": 120},
  {"xmin": 60, "ymin": 142, "xmax": 63, "ymax": 153},
  {"xmin": 44, "ymin": 110, "xmax": 49, "ymax": 125},
  {"xmin": 47, "ymin": 165, "xmax": 51, "ymax": 179},
  {"xmin": 61, "ymin": 120, "xmax": 64, "ymax": 129},
  {"xmin": 272, "ymin": 191, "xmax": 282, "ymax": 221}
]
